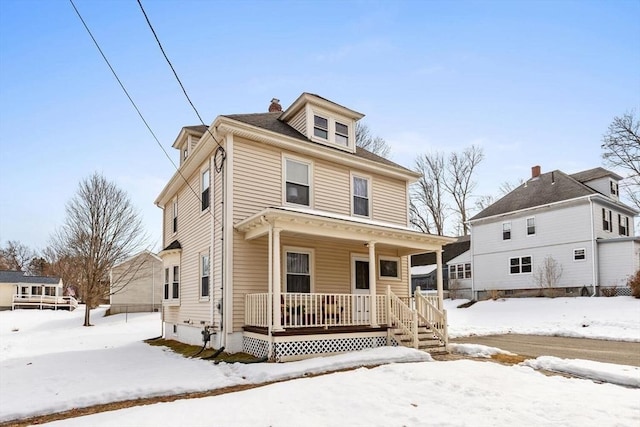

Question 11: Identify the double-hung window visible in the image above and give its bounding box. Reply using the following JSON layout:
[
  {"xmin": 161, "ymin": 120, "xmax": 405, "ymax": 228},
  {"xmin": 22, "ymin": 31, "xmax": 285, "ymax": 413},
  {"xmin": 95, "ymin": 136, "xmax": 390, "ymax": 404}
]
[
  {"xmin": 502, "ymin": 222, "xmax": 511, "ymax": 240},
  {"xmin": 172, "ymin": 199, "xmax": 178, "ymax": 234},
  {"xmin": 510, "ymin": 256, "xmax": 532, "ymax": 274},
  {"xmin": 602, "ymin": 208, "xmax": 612, "ymax": 232},
  {"xmin": 285, "ymin": 159, "xmax": 310, "ymax": 206},
  {"xmin": 285, "ymin": 250, "xmax": 311, "ymax": 293},
  {"xmin": 163, "ymin": 268, "xmax": 169, "ymax": 300},
  {"xmin": 610, "ymin": 181, "xmax": 618, "ymax": 196},
  {"xmin": 619, "ymin": 214, "xmax": 629, "ymax": 236},
  {"xmin": 172, "ymin": 266, "xmax": 180, "ymax": 299},
  {"xmin": 526, "ymin": 217, "xmax": 535, "ymax": 235},
  {"xmin": 313, "ymin": 115, "xmax": 328, "ymax": 140},
  {"xmin": 352, "ymin": 175, "xmax": 370, "ymax": 217},
  {"xmin": 201, "ymin": 169, "xmax": 210, "ymax": 211},
  {"xmin": 335, "ymin": 122, "xmax": 349, "ymax": 146},
  {"xmin": 201, "ymin": 252, "xmax": 210, "ymax": 298}
]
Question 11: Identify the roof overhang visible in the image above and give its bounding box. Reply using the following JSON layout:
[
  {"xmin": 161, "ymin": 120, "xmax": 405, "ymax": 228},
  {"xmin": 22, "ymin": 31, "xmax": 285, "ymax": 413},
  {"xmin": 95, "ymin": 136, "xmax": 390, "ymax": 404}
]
[
  {"xmin": 280, "ymin": 93, "xmax": 365, "ymax": 122},
  {"xmin": 235, "ymin": 207, "xmax": 455, "ymax": 256}
]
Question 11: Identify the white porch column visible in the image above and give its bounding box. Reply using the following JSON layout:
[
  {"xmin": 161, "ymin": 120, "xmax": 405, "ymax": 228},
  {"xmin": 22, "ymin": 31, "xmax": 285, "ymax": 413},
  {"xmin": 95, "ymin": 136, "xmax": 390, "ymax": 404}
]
[
  {"xmin": 272, "ymin": 227, "xmax": 283, "ymax": 331},
  {"xmin": 368, "ymin": 241, "xmax": 379, "ymax": 327},
  {"xmin": 436, "ymin": 249, "xmax": 443, "ymax": 310}
]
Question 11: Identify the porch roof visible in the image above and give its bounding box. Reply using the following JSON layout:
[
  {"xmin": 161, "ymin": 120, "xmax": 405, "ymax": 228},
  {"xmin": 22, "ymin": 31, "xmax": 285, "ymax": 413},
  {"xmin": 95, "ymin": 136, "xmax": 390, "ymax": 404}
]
[{"xmin": 235, "ymin": 207, "xmax": 455, "ymax": 255}]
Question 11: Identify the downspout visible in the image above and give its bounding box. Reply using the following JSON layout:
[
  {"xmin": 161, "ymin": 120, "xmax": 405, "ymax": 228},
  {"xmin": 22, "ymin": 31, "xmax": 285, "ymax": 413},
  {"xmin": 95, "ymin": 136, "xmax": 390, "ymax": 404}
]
[
  {"xmin": 589, "ymin": 196, "xmax": 598, "ymax": 296},
  {"xmin": 210, "ymin": 153, "xmax": 215, "ymax": 329},
  {"xmin": 470, "ymin": 224, "xmax": 476, "ymax": 300}
]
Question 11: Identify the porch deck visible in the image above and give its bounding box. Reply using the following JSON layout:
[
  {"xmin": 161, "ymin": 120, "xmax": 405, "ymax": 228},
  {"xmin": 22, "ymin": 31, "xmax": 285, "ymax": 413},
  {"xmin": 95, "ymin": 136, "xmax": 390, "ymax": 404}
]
[{"xmin": 12, "ymin": 295, "xmax": 78, "ymax": 311}]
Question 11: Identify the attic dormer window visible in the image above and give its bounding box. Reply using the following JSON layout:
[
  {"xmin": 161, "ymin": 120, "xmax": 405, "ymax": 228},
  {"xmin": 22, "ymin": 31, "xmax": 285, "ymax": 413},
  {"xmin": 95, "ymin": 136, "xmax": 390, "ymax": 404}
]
[
  {"xmin": 335, "ymin": 122, "xmax": 349, "ymax": 146},
  {"xmin": 610, "ymin": 181, "xmax": 618, "ymax": 196},
  {"xmin": 313, "ymin": 115, "xmax": 328, "ymax": 139}
]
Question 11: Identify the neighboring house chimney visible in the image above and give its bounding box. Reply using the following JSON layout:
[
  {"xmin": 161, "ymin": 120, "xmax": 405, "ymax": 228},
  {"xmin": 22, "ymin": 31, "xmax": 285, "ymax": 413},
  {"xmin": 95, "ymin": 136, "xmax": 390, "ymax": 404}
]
[
  {"xmin": 531, "ymin": 165, "xmax": 541, "ymax": 179},
  {"xmin": 269, "ymin": 98, "xmax": 282, "ymax": 112}
]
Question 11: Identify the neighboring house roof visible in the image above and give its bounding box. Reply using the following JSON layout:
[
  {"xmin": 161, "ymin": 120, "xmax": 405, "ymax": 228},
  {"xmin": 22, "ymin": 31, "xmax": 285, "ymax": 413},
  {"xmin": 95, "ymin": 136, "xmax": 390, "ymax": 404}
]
[
  {"xmin": 470, "ymin": 169, "xmax": 635, "ymax": 222},
  {"xmin": 162, "ymin": 240, "xmax": 182, "ymax": 251},
  {"xmin": 222, "ymin": 112, "xmax": 412, "ymax": 172},
  {"xmin": 0, "ymin": 270, "xmax": 61, "ymax": 285},
  {"xmin": 411, "ymin": 235, "xmax": 470, "ymax": 266},
  {"xmin": 183, "ymin": 125, "xmax": 209, "ymax": 133},
  {"xmin": 411, "ymin": 265, "xmax": 437, "ymax": 276},
  {"xmin": 570, "ymin": 167, "xmax": 623, "ymax": 182},
  {"xmin": 112, "ymin": 250, "xmax": 162, "ymax": 269}
]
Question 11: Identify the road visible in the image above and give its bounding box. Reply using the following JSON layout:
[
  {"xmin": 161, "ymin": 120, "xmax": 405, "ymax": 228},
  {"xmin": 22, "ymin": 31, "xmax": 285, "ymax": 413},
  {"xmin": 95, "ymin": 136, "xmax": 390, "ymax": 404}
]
[{"xmin": 452, "ymin": 334, "xmax": 640, "ymax": 366}]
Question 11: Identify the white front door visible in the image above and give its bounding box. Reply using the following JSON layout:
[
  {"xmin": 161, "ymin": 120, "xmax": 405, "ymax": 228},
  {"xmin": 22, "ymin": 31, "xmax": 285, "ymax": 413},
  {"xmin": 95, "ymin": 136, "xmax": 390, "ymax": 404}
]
[{"xmin": 351, "ymin": 255, "xmax": 371, "ymax": 323}]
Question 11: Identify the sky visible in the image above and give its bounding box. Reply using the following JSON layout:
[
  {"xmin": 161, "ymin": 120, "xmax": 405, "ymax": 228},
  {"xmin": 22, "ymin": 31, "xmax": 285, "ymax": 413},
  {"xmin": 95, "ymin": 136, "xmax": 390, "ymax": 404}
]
[
  {"xmin": 1, "ymin": 0, "xmax": 639, "ymax": 252},
  {"xmin": 1, "ymin": 297, "xmax": 639, "ymax": 424}
]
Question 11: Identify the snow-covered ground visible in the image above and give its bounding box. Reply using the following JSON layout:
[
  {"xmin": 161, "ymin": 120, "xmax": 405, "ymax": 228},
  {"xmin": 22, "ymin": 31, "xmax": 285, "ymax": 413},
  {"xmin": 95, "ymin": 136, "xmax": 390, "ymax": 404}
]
[{"xmin": 0, "ymin": 297, "xmax": 638, "ymax": 426}]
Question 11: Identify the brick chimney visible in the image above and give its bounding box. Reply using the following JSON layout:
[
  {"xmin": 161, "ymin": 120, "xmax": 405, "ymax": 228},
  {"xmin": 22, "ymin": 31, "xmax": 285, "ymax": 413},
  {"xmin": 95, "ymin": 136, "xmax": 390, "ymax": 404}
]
[
  {"xmin": 531, "ymin": 165, "xmax": 541, "ymax": 179},
  {"xmin": 268, "ymin": 98, "xmax": 282, "ymax": 112}
]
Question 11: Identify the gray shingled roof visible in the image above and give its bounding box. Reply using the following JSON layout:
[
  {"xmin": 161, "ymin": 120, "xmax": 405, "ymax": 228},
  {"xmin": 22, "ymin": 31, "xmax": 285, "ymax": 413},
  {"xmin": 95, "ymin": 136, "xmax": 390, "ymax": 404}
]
[
  {"xmin": 162, "ymin": 240, "xmax": 182, "ymax": 251},
  {"xmin": 470, "ymin": 170, "xmax": 599, "ymax": 221},
  {"xmin": 411, "ymin": 235, "xmax": 471, "ymax": 266},
  {"xmin": 183, "ymin": 125, "xmax": 209, "ymax": 133},
  {"xmin": 570, "ymin": 167, "xmax": 623, "ymax": 182},
  {"xmin": 0, "ymin": 270, "xmax": 60, "ymax": 284},
  {"xmin": 222, "ymin": 112, "xmax": 413, "ymax": 172}
]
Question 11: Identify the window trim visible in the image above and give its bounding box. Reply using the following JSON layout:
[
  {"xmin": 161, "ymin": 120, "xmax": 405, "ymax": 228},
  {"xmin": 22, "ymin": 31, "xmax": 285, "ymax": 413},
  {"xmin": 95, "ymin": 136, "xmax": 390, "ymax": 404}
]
[
  {"xmin": 172, "ymin": 198, "xmax": 178, "ymax": 234},
  {"xmin": 308, "ymin": 107, "xmax": 355, "ymax": 151},
  {"xmin": 282, "ymin": 155, "xmax": 313, "ymax": 207},
  {"xmin": 313, "ymin": 114, "xmax": 329, "ymax": 140},
  {"xmin": 602, "ymin": 208, "xmax": 612, "ymax": 232},
  {"xmin": 509, "ymin": 255, "xmax": 532, "ymax": 275},
  {"xmin": 448, "ymin": 262, "xmax": 472, "ymax": 280},
  {"xmin": 378, "ymin": 255, "xmax": 401, "ymax": 281},
  {"xmin": 163, "ymin": 268, "xmax": 169, "ymax": 300},
  {"xmin": 573, "ymin": 248, "xmax": 586, "ymax": 262},
  {"xmin": 172, "ymin": 265, "xmax": 180, "ymax": 300},
  {"xmin": 610, "ymin": 180, "xmax": 618, "ymax": 196},
  {"xmin": 526, "ymin": 217, "xmax": 536, "ymax": 236},
  {"xmin": 164, "ymin": 265, "xmax": 181, "ymax": 305},
  {"xmin": 200, "ymin": 251, "xmax": 210, "ymax": 300},
  {"xmin": 351, "ymin": 173, "xmax": 372, "ymax": 218},
  {"xmin": 502, "ymin": 222, "xmax": 511, "ymax": 240},
  {"xmin": 282, "ymin": 246, "xmax": 314, "ymax": 293},
  {"xmin": 618, "ymin": 214, "xmax": 629, "ymax": 236},
  {"xmin": 201, "ymin": 168, "xmax": 210, "ymax": 212},
  {"xmin": 335, "ymin": 121, "xmax": 349, "ymax": 146}
]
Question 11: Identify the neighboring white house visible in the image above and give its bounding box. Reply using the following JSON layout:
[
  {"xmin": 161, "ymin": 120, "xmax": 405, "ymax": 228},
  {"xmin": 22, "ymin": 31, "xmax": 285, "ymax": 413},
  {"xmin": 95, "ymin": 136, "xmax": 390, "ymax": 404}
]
[
  {"xmin": 109, "ymin": 251, "xmax": 163, "ymax": 314},
  {"xmin": 468, "ymin": 166, "xmax": 639, "ymax": 300},
  {"xmin": 0, "ymin": 270, "xmax": 76, "ymax": 311}
]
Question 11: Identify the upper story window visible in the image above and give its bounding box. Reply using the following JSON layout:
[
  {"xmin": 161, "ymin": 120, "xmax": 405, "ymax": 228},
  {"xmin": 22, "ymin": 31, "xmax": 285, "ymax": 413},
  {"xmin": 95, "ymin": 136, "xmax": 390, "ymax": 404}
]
[
  {"xmin": 510, "ymin": 256, "xmax": 532, "ymax": 274},
  {"xmin": 285, "ymin": 158, "xmax": 311, "ymax": 206},
  {"xmin": 313, "ymin": 115, "xmax": 328, "ymax": 140},
  {"xmin": 201, "ymin": 252, "xmax": 210, "ymax": 298},
  {"xmin": 602, "ymin": 208, "xmax": 612, "ymax": 232},
  {"xmin": 526, "ymin": 217, "xmax": 536, "ymax": 236},
  {"xmin": 201, "ymin": 169, "xmax": 210, "ymax": 211},
  {"xmin": 335, "ymin": 122, "xmax": 349, "ymax": 146},
  {"xmin": 610, "ymin": 181, "xmax": 618, "ymax": 196},
  {"xmin": 619, "ymin": 214, "xmax": 629, "ymax": 236},
  {"xmin": 172, "ymin": 199, "xmax": 178, "ymax": 234},
  {"xmin": 352, "ymin": 175, "xmax": 370, "ymax": 217},
  {"xmin": 502, "ymin": 222, "xmax": 511, "ymax": 240}
]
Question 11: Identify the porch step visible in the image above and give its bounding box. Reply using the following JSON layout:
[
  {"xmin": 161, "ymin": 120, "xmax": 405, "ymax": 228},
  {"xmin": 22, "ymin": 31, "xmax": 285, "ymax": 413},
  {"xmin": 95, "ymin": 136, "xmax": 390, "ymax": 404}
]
[{"xmin": 392, "ymin": 327, "xmax": 447, "ymax": 355}]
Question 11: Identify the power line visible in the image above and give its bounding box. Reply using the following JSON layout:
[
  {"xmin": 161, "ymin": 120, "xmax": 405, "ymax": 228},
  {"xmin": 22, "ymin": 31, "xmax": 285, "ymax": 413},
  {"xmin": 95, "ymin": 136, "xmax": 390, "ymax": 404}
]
[
  {"xmin": 136, "ymin": 0, "xmax": 226, "ymax": 161},
  {"xmin": 68, "ymin": 0, "xmax": 220, "ymax": 226}
]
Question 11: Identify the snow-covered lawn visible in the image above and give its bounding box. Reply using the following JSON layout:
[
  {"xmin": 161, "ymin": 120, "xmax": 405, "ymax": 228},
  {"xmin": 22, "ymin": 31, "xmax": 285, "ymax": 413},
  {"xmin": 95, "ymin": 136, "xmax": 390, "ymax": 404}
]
[{"xmin": 0, "ymin": 297, "xmax": 638, "ymax": 426}]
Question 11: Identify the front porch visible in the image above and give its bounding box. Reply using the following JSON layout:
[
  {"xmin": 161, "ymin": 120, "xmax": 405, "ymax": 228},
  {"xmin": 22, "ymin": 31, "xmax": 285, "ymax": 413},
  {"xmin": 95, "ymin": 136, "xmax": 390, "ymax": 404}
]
[{"xmin": 244, "ymin": 288, "xmax": 448, "ymax": 361}]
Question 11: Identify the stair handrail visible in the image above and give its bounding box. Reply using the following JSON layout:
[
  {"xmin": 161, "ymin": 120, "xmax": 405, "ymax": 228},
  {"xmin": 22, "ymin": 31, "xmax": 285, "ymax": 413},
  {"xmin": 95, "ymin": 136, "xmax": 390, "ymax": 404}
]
[
  {"xmin": 414, "ymin": 287, "xmax": 448, "ymax": 348},
  {"xmin": 387, "ymin": 286, "xmax": 418, "ymax": 348}
]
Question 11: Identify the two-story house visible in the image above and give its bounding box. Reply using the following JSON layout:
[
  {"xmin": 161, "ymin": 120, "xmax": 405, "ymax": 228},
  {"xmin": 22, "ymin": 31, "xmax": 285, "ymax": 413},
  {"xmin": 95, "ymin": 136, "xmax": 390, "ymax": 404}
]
[
  {"xmin": 469, "ymin": 166, "xmax": 639, "ymax": 299},
  {"xmin": 154, "ymin": 94, "xmax": 453, "ymax": 361}
]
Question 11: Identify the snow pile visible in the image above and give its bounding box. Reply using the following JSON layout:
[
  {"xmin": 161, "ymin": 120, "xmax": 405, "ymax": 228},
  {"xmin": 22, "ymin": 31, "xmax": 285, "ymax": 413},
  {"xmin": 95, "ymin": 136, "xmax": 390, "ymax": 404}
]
[
  {"xmin": 446, "ymin": 296, "xmax": 640, "ymax": 341},
  {"xmin": 449, "ymin": 342, "xmax": 516, "ymax": 358},
  {"xmin": 524, "ymin": 356, "xmax": 640, "ymax": 388}
]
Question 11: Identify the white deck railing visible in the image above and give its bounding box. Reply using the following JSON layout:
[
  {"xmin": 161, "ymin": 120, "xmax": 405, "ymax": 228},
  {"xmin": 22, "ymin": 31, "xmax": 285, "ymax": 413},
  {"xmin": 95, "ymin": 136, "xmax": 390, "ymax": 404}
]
[
  {"xmin": 415, "ymin": 288, "xmax": 448, "ymax": 347},
  {"xmin": 12, "ymin": 295, "xmax": 78, "ymax": 311}
]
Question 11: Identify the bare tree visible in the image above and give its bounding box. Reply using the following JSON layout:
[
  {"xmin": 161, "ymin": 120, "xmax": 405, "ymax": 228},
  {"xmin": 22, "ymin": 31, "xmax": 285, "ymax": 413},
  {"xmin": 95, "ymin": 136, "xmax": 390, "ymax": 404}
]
[
  {"xmin": 443, "ymin": 145, "xmax": 484, "ymax": 235},
  {"xmin": 411, "ymin": 152, "xmax": 447, "ymax": 235},
  {"xmin": 49, "ymin": 173, "xmax": 148, "ymax": 326},
  {"xmin": 601, "ymin": 110, "xmax": 640, "ymax": 210},
  {"xmin": 355, "ymin": 122, "xmax": 391, "ymax": 159},
  {"xmin": 0, "ymin": 240, "xmax": 35, "ymax": 272},
  {"xmin": 534, "ymin": 256, "xmax": 563, "ymax": 297},
  {"xmin": 474, "ymin": 194, "xmax": 495, "ymax": 212},
  {"xmin": 475, "ymin": 179, "xmax": 525, "ymax": 212}
]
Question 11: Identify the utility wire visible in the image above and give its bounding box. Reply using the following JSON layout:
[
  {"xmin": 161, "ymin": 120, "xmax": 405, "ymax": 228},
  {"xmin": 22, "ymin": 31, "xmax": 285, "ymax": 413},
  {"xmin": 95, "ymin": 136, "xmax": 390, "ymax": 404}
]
[
  {"xmin": 69, "ymin": 0, "xmax": 219, "ymax": 225},
  {"xmin": 136, "ymin": 0, "xmax": 226, "ymax": 161}
]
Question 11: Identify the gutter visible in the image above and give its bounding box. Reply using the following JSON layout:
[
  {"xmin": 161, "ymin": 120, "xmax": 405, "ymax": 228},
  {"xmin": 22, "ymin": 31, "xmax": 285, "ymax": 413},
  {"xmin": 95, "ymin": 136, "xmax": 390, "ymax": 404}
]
[{"xmin": 589, "ymin": 196, "xmax": 598, "ymax": 297}]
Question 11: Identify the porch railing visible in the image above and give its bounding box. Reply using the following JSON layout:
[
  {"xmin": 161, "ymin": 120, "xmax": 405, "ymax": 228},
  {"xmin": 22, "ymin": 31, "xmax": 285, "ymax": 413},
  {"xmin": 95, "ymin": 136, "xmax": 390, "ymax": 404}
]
[
  {"xmin": 246, "ymin": 292, "xmax": 386, "ymax": 329},
  {"xmin": 12, "ymin": 294, "xmax": 78, "ymax": 310},
  {"xmin": 387, "ymin": 287, "xmax": 419, "ymax": 348},
  {"xmin": 415, "ymin": 287, "xmax": 448, "ymax": 347}
]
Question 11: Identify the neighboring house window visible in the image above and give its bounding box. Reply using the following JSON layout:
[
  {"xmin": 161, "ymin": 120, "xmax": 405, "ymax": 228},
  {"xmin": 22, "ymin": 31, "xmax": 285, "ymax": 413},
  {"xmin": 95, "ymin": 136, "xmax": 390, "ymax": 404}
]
[
  {"xmin": 352, "ymin": 175, "xmax": 370, "ymax": 217},
  {"xmin": 172, "ymin": 266, "xmax": 180, "ymax": 299},
  {"xmin": 285, "ymin": 250, "xmax": 311, "ymax": 293},
  {"xmin": 33, "ymin": 286, "xmax": 42, "ymax": 295},
  {"xmin": 448, "ymin": 263, "xmax": 471, "ymax": 279},
  {"xmin": 574, "ymin": 248, "xmax": 586, "ymax": 261},
  {"xmin": 619, "ymin": 214, "xmax": 629, "ymax": 236},
  {"xmin": 172, "ymin": 199, "xmax": 178, "ymax": 234},
  {"xmin": 201, "ymin": 169, "xmax": 210, "ymax": 211},
  {"xmin": 201, "ymin": 252, "xmax": 210, "ymax": 298},
  {"xmin": 503, "ymin": 222, "xmax": 511, "ymax": 240},
  {"xmin": 464, "ymin": 263, "xmax": 471, "ymax": 279},
  {"xmin": 313, "ymin": 115, "xmax": 328, "ymax": 139},
  {"xmin": 602, "ymin": 208, "xmax": 612, "ymax": 232},
  {"xmin": 526, "ymin": 217, "xmax": 535, "ymax": 236},
  {"xmin": 510, "ymin": 256, "xmax": 532, "ymax": 274},
  {"xmin": 285, "ymin": 158, "xmax": 310, "ymax": 206},
  {"xmin": 163, "ymin": 268, "xmax": 169, "ymax": 299},
  {"xmin": 610, "ymin": 181, "xmax": 618, "ymax": 196},
  {"xmin": 379, "ymin": 256, "xmax": 400, "ymax": 280},
  {"xmin": 335, "ymin": 122, "xmax": 349, "ymax": 146}
]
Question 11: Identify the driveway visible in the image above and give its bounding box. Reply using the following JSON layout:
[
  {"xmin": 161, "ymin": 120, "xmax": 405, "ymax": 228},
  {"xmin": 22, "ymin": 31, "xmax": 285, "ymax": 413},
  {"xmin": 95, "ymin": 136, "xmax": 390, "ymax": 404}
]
[{"xmin": 452, "ymin": 334, "xmax": 640, "ymax": 366}]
